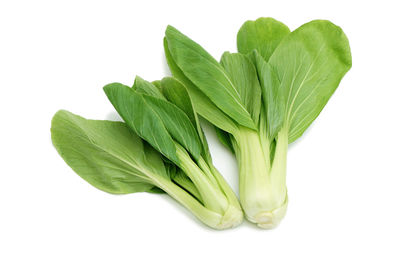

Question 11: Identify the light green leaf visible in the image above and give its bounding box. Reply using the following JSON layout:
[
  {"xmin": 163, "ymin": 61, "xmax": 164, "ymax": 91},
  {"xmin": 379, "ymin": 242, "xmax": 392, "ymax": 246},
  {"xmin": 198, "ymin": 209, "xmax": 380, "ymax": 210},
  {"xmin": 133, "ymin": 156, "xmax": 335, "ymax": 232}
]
[
  {"xmin": 237, "ymin": 17, "xmax": 290, "ymax": 61},
  {"xmin": 163, "ymin": 37, "xmax": 239, "ymax": 135},
  {"xmin": 220, "ymin": 52, "xmax": 261, "ymax": 125},
  {"xmin": 165, "ymin": 25, "xmax": 256, "ymax": 130},
  {"xmin": 151, "ymin": 80, "xmax": 162, "ymax": 90},
  {"xmin": 51, "ymin": 110, "xmax": 167, "ymax": 194},
  {"xmin": 268, "ymin": 20, "xmax": 352, "ymax": 143},
  {"xmin": 104, "ymin": 83, "xmax": 179, "ymax": 164}
]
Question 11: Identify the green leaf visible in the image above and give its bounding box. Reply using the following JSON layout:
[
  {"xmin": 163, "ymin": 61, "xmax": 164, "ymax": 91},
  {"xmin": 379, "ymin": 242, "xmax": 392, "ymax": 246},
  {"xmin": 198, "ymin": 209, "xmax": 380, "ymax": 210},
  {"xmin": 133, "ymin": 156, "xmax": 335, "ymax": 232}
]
[
  {"xmin": 160, "ymin": 77, "xmax": 211, "ymax": 160},
  {"xmin": 140, "ymin": 93, "xmax": 203, "ymax": 161},
  {"xmin": 133, "ymin": 77, "xmax": 204, "ymax": 160},
  {"xmin": 253, "ymin": 51, "xmax": 284, "ymax": 138},
  {"xmin": 104, "ymin": 83, "xmax": 179, "ymax": 164},
  {"xmin": 268, "ymin": 20, "xmax": 352, "ymax": 143},
  {"xmin": 237, "ymin": 17, "xmax": 290, "ymax": 61},
  {"xmin": 105, "ymin": 82, "xmax": 203, "ymax": 161},
  {"xmin": 220, "ymin": 52, "xmax": 262, "ymax": 125},
  {"xmin": 165, "ymin": 25, "xmax": 256, "ymax": 130},
  {"xmin": 51, "ymin": 110, "xmax": 167, "ymax": 194},
  {"xmin": 163, "ymin": 37, "xmax": 239, "ymax": 135},
  {"xmin": 160, "ymin": 77, "xmax": 200, "ymax": 133}
]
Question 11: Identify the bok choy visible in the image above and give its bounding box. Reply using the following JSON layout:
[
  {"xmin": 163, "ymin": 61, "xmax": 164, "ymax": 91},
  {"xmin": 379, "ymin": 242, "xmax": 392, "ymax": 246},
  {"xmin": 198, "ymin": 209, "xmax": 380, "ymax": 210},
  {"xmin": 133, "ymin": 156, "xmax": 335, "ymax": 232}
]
[
  {"xmin": 51, "ymin": 76, "xmax": 243, "ymax": 229},
  {"xmin": 164, "ymin": 18, "xmax": 352, "ymax": 228}
]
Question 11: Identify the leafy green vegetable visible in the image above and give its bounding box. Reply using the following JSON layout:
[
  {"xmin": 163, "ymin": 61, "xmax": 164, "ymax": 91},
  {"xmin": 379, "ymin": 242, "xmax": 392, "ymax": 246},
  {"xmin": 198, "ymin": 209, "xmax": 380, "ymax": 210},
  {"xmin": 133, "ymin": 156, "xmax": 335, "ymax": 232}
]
[
  {"xmin": 52, "ymin": 17, "xmax": 351, "ymax": 230},
  {"xmin": 51, "ymin": 76, "xmax": 243, "ymax": 230},
  {"xmin": 164, "ymin": 18, "xmax": 351, "ymax": 228}
]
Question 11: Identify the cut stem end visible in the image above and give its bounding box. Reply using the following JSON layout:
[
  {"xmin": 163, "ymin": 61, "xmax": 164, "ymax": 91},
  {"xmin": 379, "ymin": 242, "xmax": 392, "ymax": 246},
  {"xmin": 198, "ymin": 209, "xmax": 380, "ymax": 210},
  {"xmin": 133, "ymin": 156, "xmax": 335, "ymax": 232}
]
[{"xmin": 246, "ymin": 196, "xmax": 288, "ymax": 229}]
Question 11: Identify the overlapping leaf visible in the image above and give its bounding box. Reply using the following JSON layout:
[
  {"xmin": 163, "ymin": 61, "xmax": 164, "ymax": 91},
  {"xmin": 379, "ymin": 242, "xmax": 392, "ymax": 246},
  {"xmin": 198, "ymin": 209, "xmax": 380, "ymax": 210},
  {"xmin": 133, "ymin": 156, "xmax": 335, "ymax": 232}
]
[
  {"xmin": 235, "ymin": 18, "xmax": 290, "ymax": 139},
  {"xmin": 253, "ymin": 52, "xmax": 284, "ymax": 139},
  {"xmin": 160, "ymin": 77, "xmax": 211, "ymax": 160},
  {"xmin": 134, "ymin": 76, "xmax": 164, "ymax": 98},
  {"xmin": 220, "ymin": 52, "xmax": 262, "ymax": 125},
  {"xmin": 164, "ymin": 38, "xmax": 239, "ymax": 135},
  {"xmin": 237, "ymin": 17, "xmax": 290, "ymax": 61},
  {"xmin": 165, "ymin": 26, "xmax": 256, "ymax": 130},
  {"xmin": 215, "ymin": 128, "xmax": 235, "ymax": 154},
  {"xmin": 104, "ymin": 81, "xmax": 203, "ymax": 163},
  {"xmin": 268, "ymin": 20, "xmax": 352, "ymax": 142},
  {"xmin": 172, "ymin": 169, "xmax": 203, "ymax": 203},
  {"xmin": 104, "ymin": 82, "xmax": 179, "ymax": 163}
]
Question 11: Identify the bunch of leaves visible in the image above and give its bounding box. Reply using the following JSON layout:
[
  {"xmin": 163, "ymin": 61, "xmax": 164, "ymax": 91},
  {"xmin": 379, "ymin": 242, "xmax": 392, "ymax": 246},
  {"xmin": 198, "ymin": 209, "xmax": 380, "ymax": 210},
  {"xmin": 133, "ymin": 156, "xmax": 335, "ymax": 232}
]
[
  {"xmin": 164, "ymin": 17, "xmax": 351, "ymax": 228},
  {"xmin": 51, "ymin": 76, "xmax": 243, "ymax": 230}
]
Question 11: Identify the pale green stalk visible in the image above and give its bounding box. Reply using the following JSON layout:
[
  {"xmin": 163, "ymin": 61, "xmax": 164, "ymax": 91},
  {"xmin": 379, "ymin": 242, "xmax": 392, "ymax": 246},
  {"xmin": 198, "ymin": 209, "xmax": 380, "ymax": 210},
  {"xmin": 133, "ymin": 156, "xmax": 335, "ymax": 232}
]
[
  {"xmin": 175, "ymin": 144, "xmax": 243, "ymax": 228},
  {"xmin": 154, "ymin": 177, "xmax": 224, "ymax": 229},
  {"xmin": 232, "ymin": 126, "xmax": 288, "ymax": 228}
]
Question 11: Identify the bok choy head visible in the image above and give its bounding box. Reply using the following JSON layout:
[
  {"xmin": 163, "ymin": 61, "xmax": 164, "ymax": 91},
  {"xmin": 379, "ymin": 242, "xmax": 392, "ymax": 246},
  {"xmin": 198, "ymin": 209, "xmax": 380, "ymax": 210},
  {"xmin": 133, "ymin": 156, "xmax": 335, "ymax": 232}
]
[
  {"xmin": 51, "ymin": 77, "xmax": 243, "ymax": 230},
  {"xmin": 164, "ymin": 18, "xmax": 352, "ymax": 228}
]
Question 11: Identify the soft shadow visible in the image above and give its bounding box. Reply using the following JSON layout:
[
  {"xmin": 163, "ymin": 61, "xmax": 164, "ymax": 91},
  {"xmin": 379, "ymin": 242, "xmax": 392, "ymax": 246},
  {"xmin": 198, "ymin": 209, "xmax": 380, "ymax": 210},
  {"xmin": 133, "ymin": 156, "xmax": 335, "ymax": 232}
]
[
  {"xmin": 200, "ymin": 118, "xmax": 240, "ymax": 195},
  {"xmin": 287, "ymin": 122, "xmax": 315, "ymax": 150},
  {"xmin": 241, "ymin": 219, "xmax": 270, "ymax": 230},
  {"xmin": 161, "ymin": 50, "xmax": 172, "ymax": 77},
  {"xmin": 156, "ymin": 192, "xmax": 251, "ymax": 232},
  {"xmin": 105, "ymin": 111, "xmax": 123, "ymax": 122},
  {"xmin": 156, "ymin": 193, "xmax": 220, "ymax": 232}
]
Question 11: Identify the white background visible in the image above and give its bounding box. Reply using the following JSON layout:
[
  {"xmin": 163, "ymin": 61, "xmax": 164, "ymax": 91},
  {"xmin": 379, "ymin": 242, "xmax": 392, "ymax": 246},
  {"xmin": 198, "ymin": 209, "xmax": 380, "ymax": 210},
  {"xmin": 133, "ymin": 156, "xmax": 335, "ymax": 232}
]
[{"xmin": 1, "ymin": 0, "xmax": 399, "ymax": 266}]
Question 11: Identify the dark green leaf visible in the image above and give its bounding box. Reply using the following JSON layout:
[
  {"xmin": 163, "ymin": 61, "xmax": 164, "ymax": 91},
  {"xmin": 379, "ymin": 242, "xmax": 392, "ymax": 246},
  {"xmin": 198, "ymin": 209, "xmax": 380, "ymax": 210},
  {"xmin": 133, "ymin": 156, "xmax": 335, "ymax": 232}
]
[
  {"xmin": 141, "ymin": 93, "xmax": 203, "ymax": 160},
  {"xmin": 104, "ymin": 83, "xmax": 179, "ymax": 163},
  {"xmin": 105, "ymin": 82, "xmax": 203, "ymax": 161},
  {"xmin": 160, "ymin": 77, "xmax": 199, "ymax": 131},
  {"xmin": 215, "ymin": 128, "xmax": 234, "ymax": 154},
  {"xmin": 160, "ymin": 77, "xmax": 211, "ymax": 160}
]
